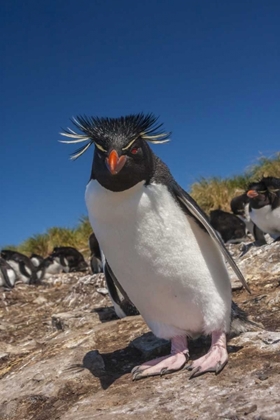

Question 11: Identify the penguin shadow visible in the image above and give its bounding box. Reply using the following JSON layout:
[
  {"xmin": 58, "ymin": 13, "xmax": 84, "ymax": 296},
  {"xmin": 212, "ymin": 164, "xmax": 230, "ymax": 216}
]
[{"xmin": 67, "ymin": 345, "xmax": 143, "ymax": 390}]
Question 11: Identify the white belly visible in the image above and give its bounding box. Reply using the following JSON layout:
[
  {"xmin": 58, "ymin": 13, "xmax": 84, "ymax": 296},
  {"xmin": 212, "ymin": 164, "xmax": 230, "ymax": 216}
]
[
  {"xmin": 250, "ymin": 205, "xmax": 280, "ymax": 238},
  {"xmin": 86, "ymin": 180, "xmax": 231, "ymax": 339},
  {"xmin": 6, "ymin": 261, "xmax": 30, "ymax": 283}
]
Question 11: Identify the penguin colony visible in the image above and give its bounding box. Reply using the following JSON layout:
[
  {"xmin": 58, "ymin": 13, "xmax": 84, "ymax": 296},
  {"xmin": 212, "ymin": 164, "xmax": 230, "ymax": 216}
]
[{"xmin": 0, "ymin": 246, "xmax": 90, "ymax": 289}]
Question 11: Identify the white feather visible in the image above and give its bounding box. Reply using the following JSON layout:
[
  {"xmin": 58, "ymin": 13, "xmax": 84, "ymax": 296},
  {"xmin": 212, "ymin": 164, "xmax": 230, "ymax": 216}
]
[
  {"xmin": 250, "ymin": 205, "xmax": 280, "ymax": 238},
  {"xmin": 6, "ymin": 261, "xmax": 29, "ymax": 283},
  {"xmin": 86, "ymin": 181, "xmax": 231, "ymax": 339}
]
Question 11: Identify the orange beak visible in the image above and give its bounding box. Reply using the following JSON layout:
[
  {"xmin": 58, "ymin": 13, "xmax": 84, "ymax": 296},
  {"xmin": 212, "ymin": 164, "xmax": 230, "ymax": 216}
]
[
  {"xmin": 106, "ymin": 150, "xmax": 127, "ymax": 175},
  {"xmin": 247, "ymin": 190, "xmax": 259, "ymax": 198}
]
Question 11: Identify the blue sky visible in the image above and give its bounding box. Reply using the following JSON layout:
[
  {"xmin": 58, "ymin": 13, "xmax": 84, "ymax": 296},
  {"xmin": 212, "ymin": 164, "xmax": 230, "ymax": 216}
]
[{"xmin": 1, "ymin": 0, "xmax": 280, "ymax": 248}]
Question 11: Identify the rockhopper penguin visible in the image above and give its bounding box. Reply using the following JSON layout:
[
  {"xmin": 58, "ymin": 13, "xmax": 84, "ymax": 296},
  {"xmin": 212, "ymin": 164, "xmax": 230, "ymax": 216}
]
[
  {"xmin": 247, "ymin": 177, "xmax": 280, "ymax": 241},
  {"xmin": 0, "ymin": 257, "xmax": 17, "ymax": 288},
  {"xmin": 61, "ymin": 113, "xmax": 250, "ymax": 379},
  {"xmin": 1, "ymin": 250, "xmax": 38, "ymax": 284}
]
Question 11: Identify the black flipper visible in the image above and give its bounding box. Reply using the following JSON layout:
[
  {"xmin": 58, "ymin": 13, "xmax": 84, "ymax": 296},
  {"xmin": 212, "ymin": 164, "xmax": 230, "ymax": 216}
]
[
  {"xmin": 104, "ymin": 262, "xmax": 139, "ymax": 316},
  {"xmin": 0, "ymin": 262, "xmax": 15, "ymax": 289},
  {"xmin": 253, "ymin": 224, "xmax": 266, "ymax": 245},
  {"xmin": 173, "ymin": 185, "xmax": 251, "ymax": 294}
]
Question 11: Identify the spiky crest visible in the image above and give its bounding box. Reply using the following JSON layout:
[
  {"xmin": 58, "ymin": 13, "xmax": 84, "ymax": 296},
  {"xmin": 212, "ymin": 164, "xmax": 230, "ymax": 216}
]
[{"xmin": 60, "ymin": 113, "xmax": 170, "ymax": 160}]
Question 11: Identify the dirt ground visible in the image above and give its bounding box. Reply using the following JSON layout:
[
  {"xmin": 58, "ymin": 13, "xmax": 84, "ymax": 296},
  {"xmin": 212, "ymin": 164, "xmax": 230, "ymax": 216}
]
[{"xmin": 1, "ymin": 242, "xmax": 280, "ymax": 420}]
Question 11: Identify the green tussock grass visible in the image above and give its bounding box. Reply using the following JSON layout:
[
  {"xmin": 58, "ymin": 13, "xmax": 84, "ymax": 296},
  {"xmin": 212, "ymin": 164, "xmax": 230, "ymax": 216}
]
[{"xmin": 3, "ymin": 153, "xmax": 280, "ymax": 256}]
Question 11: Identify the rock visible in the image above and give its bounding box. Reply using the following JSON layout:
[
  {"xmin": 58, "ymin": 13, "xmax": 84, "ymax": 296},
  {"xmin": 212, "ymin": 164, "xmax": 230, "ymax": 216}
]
[
  {"xmin": 51, "ymin": 311, "xmax": 99, "ymax": 331},
  {"xmin": 33, "ymin": 296, "xmax": 47, "ymax": 304},
  {"xmin": 130, "ymin": 332, "xmax": 170, "ymax": 358},
  {"xmin": 96, "ymin": 287, "xmax": 109, "ymax": 295}
]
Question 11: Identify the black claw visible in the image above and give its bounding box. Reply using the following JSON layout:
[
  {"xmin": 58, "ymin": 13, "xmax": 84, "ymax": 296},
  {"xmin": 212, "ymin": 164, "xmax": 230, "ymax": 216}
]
[
  {"xmin": 189, "ymin": 366, "xmax": 201, "ymax": 379},
  {"xmin": 132, "ymin": 371, "xmax": 143, "ymax": 381},
  {"xmin": 131, "ymin": 365, "xmax": 140, "ymax": 374},
  {"xmin": 160, "ymin": 368, "xmax": 168, "ymax": 376},
  {"xmin": 215, "ymin": 360, "xmax": 228, "ymax": 375}
]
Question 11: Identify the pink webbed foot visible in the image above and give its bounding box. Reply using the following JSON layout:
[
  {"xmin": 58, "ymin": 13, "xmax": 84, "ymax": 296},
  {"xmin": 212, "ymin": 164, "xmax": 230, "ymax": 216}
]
[
  {"xmin": 132, "ymin": 336, "xmax": 189, "ymax": 380},
  {"xmin": 187, "ymin": 331, "xmax": 228, "ymax": 379}
]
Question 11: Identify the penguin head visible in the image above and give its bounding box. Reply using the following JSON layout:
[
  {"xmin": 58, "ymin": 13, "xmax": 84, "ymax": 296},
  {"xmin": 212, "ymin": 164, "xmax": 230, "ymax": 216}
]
[
  {"xmin": 230, "ymin": 193, "xmax": 249, "ymax": 216},
  {"xmin": 0, "ymin": 250, "xmax": 13, "ymax": 260},
  {"xmin": 61, "ymin": 113, "xmax": 170, "ymax": 192},
  {"xmin": 247, "ymin": 177, "xmax": 280, "ymax": 209}
]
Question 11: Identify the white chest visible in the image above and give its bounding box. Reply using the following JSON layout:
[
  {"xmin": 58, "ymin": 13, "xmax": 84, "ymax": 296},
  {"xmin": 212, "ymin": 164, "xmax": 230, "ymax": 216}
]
[{"xmin": 250, "ymin": 205, "xmax": 280, "ymax": 236}]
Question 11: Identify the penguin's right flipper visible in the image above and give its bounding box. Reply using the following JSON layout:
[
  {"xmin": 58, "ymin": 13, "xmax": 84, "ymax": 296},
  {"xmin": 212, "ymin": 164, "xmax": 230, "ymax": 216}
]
[
  {"xmin": 104, "ymin": 261, "xmax": 139, "ymax": 318},
  {"xmin": 19, "ymin": 261, "xmax": 38, "ymax": 285}
]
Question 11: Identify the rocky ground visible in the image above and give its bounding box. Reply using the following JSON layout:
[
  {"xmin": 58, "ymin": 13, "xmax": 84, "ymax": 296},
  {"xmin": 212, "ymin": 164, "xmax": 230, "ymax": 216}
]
[{"xmin": 0, "ymin": 242, "xmax": 280, "ymax": 420}]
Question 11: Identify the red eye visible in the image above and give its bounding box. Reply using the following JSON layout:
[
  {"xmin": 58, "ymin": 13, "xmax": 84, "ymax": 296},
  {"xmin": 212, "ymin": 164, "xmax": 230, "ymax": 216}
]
[{"xmin": 130, "ymin": 147, "xmax": 139, "ymax": 154}]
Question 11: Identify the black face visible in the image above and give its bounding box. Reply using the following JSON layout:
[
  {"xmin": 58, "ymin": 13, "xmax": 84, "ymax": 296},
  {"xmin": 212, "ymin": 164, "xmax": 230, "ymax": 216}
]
[
  {"xmin": 61, "ymin": 113, "xmax": 170, "ymax": 193},
  {"xmin": 91, "ymin": 137, "xmax": 155, "ymax": 192},
  {"xmin": 247, "ymin": 177, "xmax": 280, "ymax": 210},
  {"xmin": 230, "ymin": 193, "xmax": 249, "ymax": 216}
]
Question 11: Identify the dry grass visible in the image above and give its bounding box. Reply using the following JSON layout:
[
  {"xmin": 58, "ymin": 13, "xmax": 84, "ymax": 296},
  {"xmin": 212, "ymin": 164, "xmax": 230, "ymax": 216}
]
[
  {"xmin": 12, "ymin": 217, "xmax": 93, "ymax": 257},
  {"xmin": 191, "ymin": 153, "xmax": 280, "ymax": 214}
]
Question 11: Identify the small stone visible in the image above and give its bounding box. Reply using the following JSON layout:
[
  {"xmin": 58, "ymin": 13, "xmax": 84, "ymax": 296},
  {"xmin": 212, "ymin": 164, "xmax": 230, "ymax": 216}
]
[
  {"xmin": 260, "ymin": 331, "xmax": 280, "ymax": 345},
  {"xmin": 32, "ymin": 373, "xmax": 45, "ymax": 382},
  {"xmin": 236, "ymin": 403, "xmax": 257, "ymax": 415},
  {"xmin": 96, "ymin": 287, "xmax": 108, "ymax": 295},
  {"xmin": 257, "ymin": 374, "xmax": 268, "ymax": 381},
  {"xmin": 33, "ymin": 296, "xmax": 47, "ymax": 304},
  {"xmin": 0, "ymin": 352, "xmax": 9, "ymax": 361}
]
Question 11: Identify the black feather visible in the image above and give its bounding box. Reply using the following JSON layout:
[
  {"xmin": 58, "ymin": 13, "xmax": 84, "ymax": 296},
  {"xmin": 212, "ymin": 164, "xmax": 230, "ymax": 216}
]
[{"xmin": 61, "ymin": 113, "xmax": 170, "ymax": 160}]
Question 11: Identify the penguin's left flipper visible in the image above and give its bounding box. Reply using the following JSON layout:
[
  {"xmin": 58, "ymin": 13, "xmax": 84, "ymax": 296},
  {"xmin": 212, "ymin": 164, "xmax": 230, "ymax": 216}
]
[{"xmin": 174, "ymin": 185, "xmax": 251, "ymax": 294}]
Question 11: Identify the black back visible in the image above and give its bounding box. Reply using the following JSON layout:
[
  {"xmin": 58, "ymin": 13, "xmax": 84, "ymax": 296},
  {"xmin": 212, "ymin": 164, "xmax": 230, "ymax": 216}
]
[
  {"xmin": 209, "ymin": 209, "xmax": 246, "ymax": 243},
  {"xmin": 51, "ymin": 246, "xmax": 88, "ymax": 272}
]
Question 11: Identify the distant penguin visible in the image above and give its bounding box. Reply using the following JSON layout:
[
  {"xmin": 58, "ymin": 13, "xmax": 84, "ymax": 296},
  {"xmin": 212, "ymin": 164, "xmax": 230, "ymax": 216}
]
[
  {"xmin": 88, "ymin": 232, "xmax": 102, "ymax": 274},
  {"xmin": 51, "ymin": 246, "xmax": 88, "ymax": 272},
  {"xmin": 230, "ymin": 193, "xmax": 266, "ymax": 245},
  {"xmin": 230, "ymin": 193, "xmax": 250, "ymax": 219},
  {"xmin": 62, "ymin": 113, "xmax": 250, "ymax": 380},
  {"xmin": 30, "ymin": 253, "xmax": 44, "ymax": 268},
  {"xmin": 89, "ymin": 232, "xmax": 101, "ymax": 260},
  {"xmin": 247, "ymin": 176, "xmax": 280, "ymax": 241},
  {"xmin": 0, "ymin": 257, "xmax": 17, "ymax": 288},
  {"xmin": 36, "ymin": 255, "xmax": 65, "ymax": 280},
  {"xmin": 1, "ymin": 250, "xmax": 38, "ymax": 284},
  {"xmin": 209, "ymin": 209, "xmax": 246, "ymax": 243}
]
